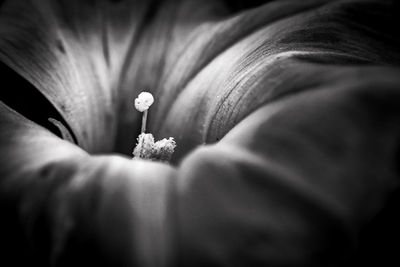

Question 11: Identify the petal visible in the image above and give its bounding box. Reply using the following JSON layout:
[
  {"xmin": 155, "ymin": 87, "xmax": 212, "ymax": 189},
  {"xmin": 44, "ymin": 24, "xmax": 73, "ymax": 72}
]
[
  {"xmin": 0, "ymin": 0, "xmax": 153, "ymax": 152},
  {"xmin": 173, "ymin": 66, "xmax": 400, "ymax": 266},
  {"xmin": 122, "ymin": 0, "xmax": 400, "ymax": 160},
  {"xmin": 0, "ymin": 102, "xmax": 176, "ymax": 266},
  {"xmin": 2, "ymin": 66, "xmax": 400, "ymax": 265}
]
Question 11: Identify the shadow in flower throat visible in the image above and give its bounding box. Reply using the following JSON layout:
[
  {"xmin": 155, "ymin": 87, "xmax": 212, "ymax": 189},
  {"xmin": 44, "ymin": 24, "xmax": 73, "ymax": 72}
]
[{"xmin": 0, "ymin": 62, "xmax": 77, "ymax": 144}]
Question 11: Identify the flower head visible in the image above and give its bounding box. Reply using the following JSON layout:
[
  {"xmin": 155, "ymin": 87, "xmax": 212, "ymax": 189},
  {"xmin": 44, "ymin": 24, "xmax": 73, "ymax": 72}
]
[{"xmin": 1, "ymin": 1, "xmax": 400, "ymax": 266}]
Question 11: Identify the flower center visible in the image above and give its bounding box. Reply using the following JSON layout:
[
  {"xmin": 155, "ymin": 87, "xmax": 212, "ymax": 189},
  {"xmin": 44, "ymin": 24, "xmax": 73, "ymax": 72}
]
[{"xmin": 132, "ymin": 92, "xmax": 176, "ymax": 162}]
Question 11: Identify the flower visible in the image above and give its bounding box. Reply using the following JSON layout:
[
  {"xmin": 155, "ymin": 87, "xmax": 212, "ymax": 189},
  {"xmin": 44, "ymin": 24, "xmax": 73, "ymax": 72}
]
[{"xmin": 1, "ymin": 0, "xmax": 400, "ymax": 266}]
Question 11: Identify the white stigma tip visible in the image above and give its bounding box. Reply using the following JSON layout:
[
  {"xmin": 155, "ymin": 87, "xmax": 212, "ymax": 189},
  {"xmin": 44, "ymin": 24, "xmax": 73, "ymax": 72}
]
[{"xmin": 134, "ymin": 91, "xmax": 154, "ymax": 112}]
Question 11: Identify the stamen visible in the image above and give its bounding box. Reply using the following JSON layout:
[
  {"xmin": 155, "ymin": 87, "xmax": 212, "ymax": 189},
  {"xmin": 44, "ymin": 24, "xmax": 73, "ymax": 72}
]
[{"xmin": 132, "ymin": 91, "xmax": 176, "ymax": 162}]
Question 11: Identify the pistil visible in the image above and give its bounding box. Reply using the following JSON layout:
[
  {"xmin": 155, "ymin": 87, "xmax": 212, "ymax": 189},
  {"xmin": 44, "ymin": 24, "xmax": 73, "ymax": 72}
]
[{"xmin": 132, "ymin": 92, "xmax": 176, "ymax": 162}]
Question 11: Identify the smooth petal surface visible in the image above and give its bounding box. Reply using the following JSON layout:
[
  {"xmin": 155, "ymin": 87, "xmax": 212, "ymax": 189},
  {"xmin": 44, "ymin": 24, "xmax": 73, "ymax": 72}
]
[
  {"xmin": 0, "ymin": 102, "xmax": 176, "ymax": 266},
  {"xmin": 174, "ymin": 67, "xmax": 400, "ymax": 266}
]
